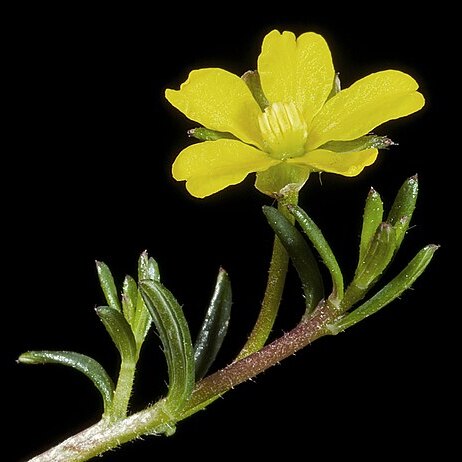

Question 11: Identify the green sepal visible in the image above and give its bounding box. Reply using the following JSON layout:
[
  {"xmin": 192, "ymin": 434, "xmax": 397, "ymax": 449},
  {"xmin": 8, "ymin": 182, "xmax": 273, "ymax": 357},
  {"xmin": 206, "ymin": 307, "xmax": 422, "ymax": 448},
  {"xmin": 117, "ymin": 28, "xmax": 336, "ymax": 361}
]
[
  {"xmin": 263, "ymin": 206, "xmax": 324, "ymax": 314},
  {"xmin": 241, "ymin": 70, "xmax": 269, "ymax": 110},
  {"xmin": 320, "ymin": 135, "xmax": 395, "ymax": 154},
  {"xmin": 359, "ymin": 188, "xmax": 384, "ymax": 264},
  {"xmin": 329, "ymin": 245, "xmax": 439, "ymax": 333},
  {"xmin": 140, "ymin": 280, "xmax": 195, "ymax": 413},
  {"xmin": 327, "ymin": 72, "xmax": 341, "ymax": 100},
  {"xmin": 188, "ymin": 127, "xmax": 237, "ymax": 142},
  {"xmin": 18, "ymin": 350, "xmax": 115, "ymax": 416},
  {"xmin": 96, "ymin": 261, "xmax": 121, "ymax": 312},
  {"xmin": 386, "ymin": 175, "xmax": 418, "ymax": 249},
  {"xmin": 255, "ymin": 163, "xmax": 310, "ymax": 199},
  {"xmin": 194, "ymin": 268, "xmax": 232, "ymax": 380},
  {"xmin": 288, "ymin": 204, "xmax": 344, "ymax": 303},
  {"xmin": 95, "ymin": 306, "xmax": 137, "ymax": 361}
]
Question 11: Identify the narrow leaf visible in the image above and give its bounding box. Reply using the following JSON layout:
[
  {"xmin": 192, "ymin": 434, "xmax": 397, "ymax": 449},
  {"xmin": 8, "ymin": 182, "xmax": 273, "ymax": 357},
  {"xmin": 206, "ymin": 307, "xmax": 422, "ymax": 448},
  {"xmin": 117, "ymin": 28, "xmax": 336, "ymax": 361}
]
[
  {"xmin": 330, "ymin": 244, "xmax": 439, "ymax": 333},
  {"xmin": 359, "ymin": 187, "xmax": 384, "ymax": 263},
  {"xmin": 122, "ymin": 275, "xmax": 138, "ymax": 327},
  {"xmin": 355, "ymin": 223, "xmax": 397, "ymax": 290},
  {"xmin": 148, "ymin": 257, "xmax": 160, "ymax": 281},
  {"xmin": 132, "ymin": 295, "xmax": 152, "ymax": 349},
  {"xmin": 341, "ymin": 223, "xmax": 397, "ymax": 310},
  {"xmin": 387, "ymin": 175, "xmax": 419, "ymax": 248},
  {"xmin": 96, "ymin": 306, "xmax": 137, "ymax": 361},
  {"xmin": 138, "ymin": 251, "xmax": 161, "ymax": 281},
  {"xmin": 18, "ymin": 350, "xmax": 114, "ymax": 415},
  {"xmin": 96, "ymin": 261, "xmax": 121, "ymax": 312},
  {"xmin": 194, "ymin": 268, "xmax": 232, "ymax": 380},
  {"xmin": 288, "ymin": 205, "xmax": 344, "ymax": 301},
  {"xmin": 132, "ymin": 252, "xmax": 160, "ymax": 347},
  {"xmin": 263, "ymin": 206, "xmax": 324, "ymax": 314},
  {"xmin": 140, "ymin": 280, "xmax": 194, "ymax": 412}
]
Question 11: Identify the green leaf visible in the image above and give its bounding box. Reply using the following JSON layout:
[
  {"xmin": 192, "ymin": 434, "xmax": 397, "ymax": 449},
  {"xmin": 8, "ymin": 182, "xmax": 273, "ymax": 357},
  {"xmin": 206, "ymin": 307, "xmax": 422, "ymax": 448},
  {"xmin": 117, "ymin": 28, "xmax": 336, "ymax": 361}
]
[
  {"xmin": 355, "ymin": 223, "xmax": 397, "ymax": 290},
  {"xmin": 122, "ymin": 275, "xmax": 138, "ymax": 327},
  {"xmin": 329, "ymin": 244, "xmax": 439, "ymax": 333},
  {"xmin": 18, "ymin": 350, "xmax": 114, "ymax": 415},
  {"xmin": 96, "ymin": 306, "xmax": 137, "ymax": 361},
  {"xmin": 386, "ymin": 175, "xmax": 418, "ymax": 249},
  {"xmin": 140, "ymin": 280, "xmax": 195, "ymax": 413},
  {"xmin": 132, "ymin": 251, "xmax": 160, "ymax": 347},
  {"xmin": 342, "ymin": 223, "xmax": 397, "ymax": 310},
  {"xmin": 287, "ymin": 205, "xmax": 343, "ymax": 302},
  {"xmin": 96, "ymin": 261, "xmax": 121, "ymax": 312},
  {"xmin": 263, "ymin": 206, "xmax": 324, "ymax": 314},
  {"xmin": 138, "ymin": 251, "xmax": 161, "ymax": 282},
  {"xmin": 359, "ymin": 187, "xmax": 384, "ymax": 263},
  {"xmin": 194, "ymin": 268, "xmax": 232, "ymax": 380},
  {"xmin": 132, "ymin": 294, "xmax": 151, "ymax": 349}
]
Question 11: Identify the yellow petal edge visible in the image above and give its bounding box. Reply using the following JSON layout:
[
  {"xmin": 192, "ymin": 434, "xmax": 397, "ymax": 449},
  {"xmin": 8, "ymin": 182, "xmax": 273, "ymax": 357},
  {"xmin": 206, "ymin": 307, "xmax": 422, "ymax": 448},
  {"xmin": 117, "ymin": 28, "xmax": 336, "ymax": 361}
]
[
  {"xmin": 172, "ymin": 139, "xmax": 279, "ymax": 198},
  {"xmin": 166, "ymin": 68, "xmax": 264, "ymax": 148},
  {"xmin": 308, "ymin": 70, "xmax": 425, "ymax": 149}
]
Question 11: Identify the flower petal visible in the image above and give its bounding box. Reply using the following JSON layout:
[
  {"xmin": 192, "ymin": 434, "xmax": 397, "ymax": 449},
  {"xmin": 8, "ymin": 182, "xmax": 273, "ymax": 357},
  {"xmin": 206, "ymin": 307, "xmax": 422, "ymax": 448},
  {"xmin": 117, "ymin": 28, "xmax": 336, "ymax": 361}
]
[
  {"xmin": 308, "ymin": 70, "xmax": 425, "ymax": 149},
  {"xmin": 172, "ymin": 139, "xmax": 279, "ymax": 198},
  {"xmin": 288, "ymin": 148, "xmax": 378, "ymax": 177},
  {"xmin": 166, "ymin": 68, "xmax": 264, "ymax": 148},
  {"xmin": 257, "ymin": 30, "xmax": 335, "ymax": 128}
]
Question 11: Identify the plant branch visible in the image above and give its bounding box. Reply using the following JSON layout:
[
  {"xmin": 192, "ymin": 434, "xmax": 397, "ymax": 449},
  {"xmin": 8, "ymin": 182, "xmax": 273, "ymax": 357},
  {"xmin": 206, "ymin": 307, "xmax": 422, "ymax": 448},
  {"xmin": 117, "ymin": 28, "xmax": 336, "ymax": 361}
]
[
  {"xmin": 182, "ymin": 299, "xmax": 333, "ymax": 417},
  {"xmin": 110, "ymin": 358, "xmax": 137, "ymax": 419},
  {"xmin": 26, "ymin": 300, "xmax": 334, "ymax": 462}
]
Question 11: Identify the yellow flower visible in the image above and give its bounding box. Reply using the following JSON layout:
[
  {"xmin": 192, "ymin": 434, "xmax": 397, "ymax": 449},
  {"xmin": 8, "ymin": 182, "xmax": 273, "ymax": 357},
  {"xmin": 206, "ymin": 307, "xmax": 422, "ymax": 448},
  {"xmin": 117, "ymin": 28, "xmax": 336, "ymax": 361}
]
[{"xmin": 166, "ymin": 30, "xmax": 424, "ymax": 198}]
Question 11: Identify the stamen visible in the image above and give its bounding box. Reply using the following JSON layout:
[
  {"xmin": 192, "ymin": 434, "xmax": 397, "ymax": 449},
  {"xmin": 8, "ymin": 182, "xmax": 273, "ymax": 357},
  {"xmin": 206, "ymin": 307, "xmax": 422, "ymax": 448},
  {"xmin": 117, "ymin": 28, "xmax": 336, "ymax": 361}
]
[{"xmin": 258, "ymin": 102, "xmax": 308, "ymax": 160}]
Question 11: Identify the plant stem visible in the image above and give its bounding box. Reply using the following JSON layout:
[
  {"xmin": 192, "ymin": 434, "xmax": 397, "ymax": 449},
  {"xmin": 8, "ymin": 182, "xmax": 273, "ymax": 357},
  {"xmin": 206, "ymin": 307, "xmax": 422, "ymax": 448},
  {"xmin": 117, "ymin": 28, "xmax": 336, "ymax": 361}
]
[
  {"xmin": 26, "ymin": 400, "xmax": 173, "ymax": 462},
  {"xmin": 27, "ymin": 301, "xmax": 334, "ymax": 462},
  {"xmin": 182, "ymin": 300, "xmax": 332, "ymax": 417},
  {"xmin": 110, "ymin": 358, "xmax": 137, "ymax": 419},
  {"xmin": 237, "ymin": 192, "xmax": 298, "ymax": 359}
]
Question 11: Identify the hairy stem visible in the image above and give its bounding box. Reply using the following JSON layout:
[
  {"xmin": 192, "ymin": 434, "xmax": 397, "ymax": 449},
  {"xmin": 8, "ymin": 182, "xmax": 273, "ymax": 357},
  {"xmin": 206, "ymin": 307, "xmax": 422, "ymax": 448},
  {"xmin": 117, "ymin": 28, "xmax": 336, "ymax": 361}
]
[
  {"xmin": 27, "ymin": 400, "xmax": 173, "ymax": 462},
  {"xmin": 237, "ymin": 192, "xmax": 298, "ymax": 359},
  {"xmin": 182, "ymin": 300, "xmax": 332, "ymax": 417},
  {"xmin": 27, "ymin": 301, "xmax": 334, "ymax": 462},
  {"xmin": 110, "ymin": 358, "xmax": 137, "ymax": 419}
]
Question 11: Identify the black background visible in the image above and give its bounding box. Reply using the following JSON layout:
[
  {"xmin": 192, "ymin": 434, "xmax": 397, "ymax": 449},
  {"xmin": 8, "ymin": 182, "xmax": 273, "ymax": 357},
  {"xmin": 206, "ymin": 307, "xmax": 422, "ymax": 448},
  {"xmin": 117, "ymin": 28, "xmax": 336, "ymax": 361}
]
[{"xmin": 5, "ymin": 4, "xmax": 456, "ymax": 461}]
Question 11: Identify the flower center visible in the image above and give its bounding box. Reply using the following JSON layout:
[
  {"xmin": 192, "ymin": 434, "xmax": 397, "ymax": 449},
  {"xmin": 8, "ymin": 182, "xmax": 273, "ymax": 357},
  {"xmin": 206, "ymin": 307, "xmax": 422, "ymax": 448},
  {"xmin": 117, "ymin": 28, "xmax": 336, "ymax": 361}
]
[{"xmin": 258, "ymin": 102, "xmax": 308, "ymax": 160}]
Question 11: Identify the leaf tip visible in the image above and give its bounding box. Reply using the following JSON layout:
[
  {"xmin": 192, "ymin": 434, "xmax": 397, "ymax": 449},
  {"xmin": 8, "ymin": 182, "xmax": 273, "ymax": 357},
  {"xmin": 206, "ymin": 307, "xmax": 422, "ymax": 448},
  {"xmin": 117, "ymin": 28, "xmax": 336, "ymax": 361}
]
[
  {"xmin": 426, "ymin": 243, "xmax": 440, "ymax": 253},
  {"xmin": 368, "ymin": 186, "xmax": 378, "ymax": 196},
  {"xmin": 17, "ymin": 352, "xmax": 37, "ymax": 364},
  {"xmin": 94, "ymin": 305, "xmax": 105, "ymax": 314}
]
